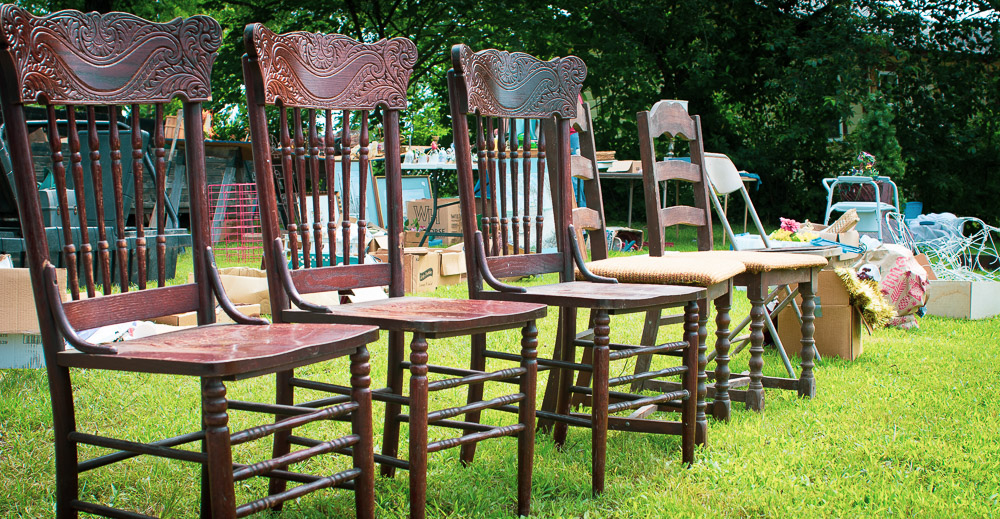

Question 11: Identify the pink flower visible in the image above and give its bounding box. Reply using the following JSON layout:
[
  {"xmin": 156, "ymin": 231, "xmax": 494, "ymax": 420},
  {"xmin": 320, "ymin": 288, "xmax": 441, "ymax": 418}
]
[{"xmin": 779, "ymin": 217, "xmax": 800, "ymax": 233}]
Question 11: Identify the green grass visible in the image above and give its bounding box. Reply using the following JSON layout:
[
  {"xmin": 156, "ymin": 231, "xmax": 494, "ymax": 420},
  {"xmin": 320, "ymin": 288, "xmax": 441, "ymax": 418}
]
[{"xmin": 2, "ymin": 227, "xmax": 999, "ymax": 518}]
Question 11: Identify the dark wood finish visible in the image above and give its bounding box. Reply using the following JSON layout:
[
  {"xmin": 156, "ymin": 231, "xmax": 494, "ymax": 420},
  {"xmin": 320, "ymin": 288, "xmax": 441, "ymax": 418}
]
[
  {"xmin": 0, "ymin": 8, "xmax": 379, "ymax": 517},
  {"xmin": 632, "ymin": 99, "xmax": 821, "ymax": 420},
  {"xmin": 244, "ymin": 28, "xmax": 543, "ymax": 517},
  {"xmin": 450, "ymin": 47, "xmax": 705, "ymax": 496}
]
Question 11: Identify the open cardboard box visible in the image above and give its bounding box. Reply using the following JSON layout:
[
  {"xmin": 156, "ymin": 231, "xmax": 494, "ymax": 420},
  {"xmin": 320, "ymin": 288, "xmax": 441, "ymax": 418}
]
[
  {"xmin": 925, "ymin": 279, "xmax": 1000, "ymax": 320},
  {"xmin": 0, "ymin": 264, "xmax": 68, "ymax": 369},
  {"xmin": 776, "ymin": 269, "xmax": 864, "ymax": 361}
]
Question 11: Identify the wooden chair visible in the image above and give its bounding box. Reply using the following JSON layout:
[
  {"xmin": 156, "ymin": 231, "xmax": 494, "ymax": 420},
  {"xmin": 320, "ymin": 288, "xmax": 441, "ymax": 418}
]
[
  {"xmin": 448, "ymin": 44, "xmax": 732, "ymax": 496},
  {"xmin": 243, "ymin": 26, "xmax": 545, "ymax": 518},
  {"xmin": 0, "ymin": 7, "xmax": 380, "ymax": 518},
  {"xmin": 562, "ymin": 100, "xmax": 741, "ymax": 427},
  {"xmin": 584, "ymin": 101, "xmax": 827, "ymax": 419}
]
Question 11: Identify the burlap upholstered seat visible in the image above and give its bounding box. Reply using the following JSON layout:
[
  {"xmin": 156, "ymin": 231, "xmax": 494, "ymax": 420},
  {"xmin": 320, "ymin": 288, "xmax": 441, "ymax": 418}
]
[
  {"xmin": 687, "ymin": 251, "xmax": 828, "ymax": 274},
  {"xmin": 581, "ymin": 254, "xmax": 746, "ymax": 287}
]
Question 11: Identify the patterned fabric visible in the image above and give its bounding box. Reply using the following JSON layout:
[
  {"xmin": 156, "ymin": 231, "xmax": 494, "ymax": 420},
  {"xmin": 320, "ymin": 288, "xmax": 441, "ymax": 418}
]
[{"xmin": 582, "ymin": 254, "xmax": 745, "ymax": 287}]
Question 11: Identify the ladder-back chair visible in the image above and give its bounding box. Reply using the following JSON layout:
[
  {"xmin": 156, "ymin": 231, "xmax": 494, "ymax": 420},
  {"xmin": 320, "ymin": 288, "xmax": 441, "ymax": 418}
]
[
  {"xmin": 565, "ymin": 101, "xmax": 740, "ymax": 426},
  {"xmin": 586, "ymin": 101, "xmax": 826, "ymax": 418},
  {"xmin": 0, "ymin": 7, "xmax": 380, "ymax": 518},
  {"xmin": 243, "ymin": 26, "xmax": 545, "ymax": 518},
  {"xmin": 449, "ymin": 44, "xmax": 724, "ymax": 496}
]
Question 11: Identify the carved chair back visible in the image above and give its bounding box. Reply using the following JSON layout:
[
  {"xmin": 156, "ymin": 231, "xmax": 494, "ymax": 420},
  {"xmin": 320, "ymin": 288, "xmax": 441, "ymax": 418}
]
[
  {"xmin": 448, "ymin": 44, "xmax": 586, "ymax": 297},
  {"xmin": 638, "ymin": 100, "xmax": 713, "ymax": 256},
  {"xmin": 243, "ymin": 25, "xmax": 415, "ymax": 315},
  {"xmin": 0, "ymin": 6, "xmax": 224, "ymax": 356}
]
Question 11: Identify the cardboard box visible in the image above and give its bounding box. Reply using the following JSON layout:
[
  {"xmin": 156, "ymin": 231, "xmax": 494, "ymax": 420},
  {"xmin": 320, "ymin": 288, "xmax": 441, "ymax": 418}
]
[
  {"xmin": 188, "ymin": 267, "xmax": 341, "ymax": 314},
  {"xmin": 152, "ymin": 304, "xmax": 261, "ymax": 327},
  {"xmin": 0, "ymin": 333, "xmax": 46, "ymax": 369},
  {"xmin": 438, "ymin": 244, "xmax": 467, "ymax": 286},
  {"xmin": 924, "ymin": 280, "xmax": 1000, "ymax": 320},
  {"xmin": 777, "ymin": 303, "xmax": 863, "ymax": 361},
  {"xmin": 0, "ymin": 268, "xmax": 68, "ymax": 334},
  {"xmin": 0, "ymin": 267, "xmax": 68, "ymax": 369},
  {"xmin": 406, "ymin": 198, "xmax": 462, "ymax": 245}
]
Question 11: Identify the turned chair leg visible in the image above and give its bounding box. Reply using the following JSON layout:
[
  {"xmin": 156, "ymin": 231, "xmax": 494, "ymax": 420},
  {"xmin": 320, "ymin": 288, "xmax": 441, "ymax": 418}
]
[
  {"xmin": 712, "ymin": 292, "xmax": 733, "ymax": 422},
  {"xmin": 745, "ymin": 281, "xmax": 766, "ymax": 412},
  {"xmin": 681, "ymin": 300, "xmax": 700, "ymax": 464},
  {"xmin": 552, "ymin": 307, "xmax": 578, "ymax": 447},
  {"xmin": 517, "ymin": 321, "xmax": 539, "ymax": 517},
  {"xmin": 798, "ymin": 277, "xmax": 817, "ymax": 398},
  {"xmin": 590, "ymin": 310, "xmax": 611, "ymax": 496},
  {"xmin": 696, "ymin": 299, "xmax": 709, "ymax": 446},
  {"xmin": 351, "ymin": 347, "xmax": 376, "ymax": 519},
  {"xmin": 381, "ymin": 330, "xmax": 406, "ymax": 478},
  {"xmin": 538, "ymin": 310, "xmax": 567, "ymax": 434},
  {"xmin": 459, "ymin": 333, "xmax": 488, "ymax": 465},
  {"xmin": 408, "ymin": 333, "xmax": 429, "ymax": 519},
  {"xmin": 267, "ymin": 369, "xmax": 294, "ymax": 507},
  {"xmin": 202, "ymin": 377, "xmax": 236, "ymax": 519}
]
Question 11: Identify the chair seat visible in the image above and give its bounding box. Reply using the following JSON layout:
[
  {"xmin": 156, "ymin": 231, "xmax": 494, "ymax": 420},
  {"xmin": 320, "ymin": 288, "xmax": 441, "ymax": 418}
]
[
  {"xmin": 477, "ymin": 281, "xmax": 704, "ymax": 310},
  {"xmin": 582, "ymin": 254, "xmax": 746, "ymax": 288},
  {"xmin": 283, "ymin": 297, "xmax": 547, "ymax": 335},
  {"xmin": 684, "ymin": 250, "xmax": 827, "ymax": 274},
  {"xmin": 830, "ymin": 201, "xmax": 897, "ymax": 213},
  {"xmin": 57, "ymin": 323, "xmax": 379, "ymax": 378}
]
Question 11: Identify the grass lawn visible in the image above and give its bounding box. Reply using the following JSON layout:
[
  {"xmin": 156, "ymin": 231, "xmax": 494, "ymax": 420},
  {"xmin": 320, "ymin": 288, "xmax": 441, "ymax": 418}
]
[{"xmin": 1, "ymin": 227, "xmax": 998, "ymax": 517}]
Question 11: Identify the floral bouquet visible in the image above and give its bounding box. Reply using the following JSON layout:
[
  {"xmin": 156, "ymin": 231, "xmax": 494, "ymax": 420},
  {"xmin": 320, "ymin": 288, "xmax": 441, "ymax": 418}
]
[
  {"xmin": 769, "ymin": 217, "xmax": 817, "ymax": 243},
  {"xmin": 850, "ymin": 151, "xmax": 878, "ymax": 176}
]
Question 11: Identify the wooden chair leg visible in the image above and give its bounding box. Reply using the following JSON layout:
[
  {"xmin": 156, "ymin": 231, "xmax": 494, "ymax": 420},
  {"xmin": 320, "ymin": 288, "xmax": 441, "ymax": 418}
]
[
  {"xmin": 267, "ymin": 369, "xmax": 294, "ymax": 506},
  {"xmin": 351, "ymin": 347, "xmax": 376, "ymax": 519},
  {"xmin": 682, "ymin": 300, "xmax": 699, "ymax": 464},
  {"xmin": 517, "ymin": 321, "xmax": 538, "ymax": 517},
  {"xmin": 459, "ymin": 333, "xmax": 487, "ymax": 465},
  {"xmin": 537, "ymin": 308, "xmax": 566, "ymax": 433},
  {"xmin": 552, "ymin": 307, "xmax": 577, "ymax": 447},
  {"xmin": 696, "ymin": 299, "xmax": 708, "ymax": 446},
  {"xmin": 570, "ymin": 311, "xmax": 597, "ymax": 408},
  {"xmin": 381, "ymin": 330, "xmax": 406, "ymax": 478},
  {"xmin": 712, "ymin": 292, "xmax": 733, "ymax": 422},
  {"xmin": 630, "ymin": 309, "xmax": 661, "ymax": 393},
  {"xmin": 745, "ymin": 280, "xmax": 766, "ymax": 412},
  {"xmin": 798, "ymin": 277, "xmax": 817, "ymax": 398},
  {"xmin": 50, "ymin": 366, "xmax": 79, "ymax": 519},
  {"xmin": 408, "ymin": 333, "xmax": 429, "ymax": 519},
  {"xmin": 202, "ymin": 377, "xmax": 236, "ymax": 519},
  {"xmin": 590, "ymin": 310, "xmax": 610, "ymax": 496}
]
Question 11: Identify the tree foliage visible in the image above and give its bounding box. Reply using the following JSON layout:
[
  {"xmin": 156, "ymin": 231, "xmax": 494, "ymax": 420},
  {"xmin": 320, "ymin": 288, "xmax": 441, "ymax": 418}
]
[{"xmin": 14, "ymin": 0, "xmax": 1000, "ymax": 225}]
